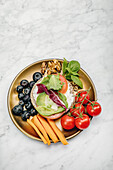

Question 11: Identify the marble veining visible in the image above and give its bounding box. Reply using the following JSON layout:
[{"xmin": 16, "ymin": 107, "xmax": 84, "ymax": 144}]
[{"xmin": 0, "ymin": 0, "xmax": 113, "ymax": 170}]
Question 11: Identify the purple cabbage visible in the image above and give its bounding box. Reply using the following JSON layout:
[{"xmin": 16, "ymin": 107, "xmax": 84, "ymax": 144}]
[
  {"xmin": 37, "ymin": 83, "xmax": 49, "ymax": 95},
  {"xmin": 37, "ymin": 83, "xmax": 67, "ymax": 111}
]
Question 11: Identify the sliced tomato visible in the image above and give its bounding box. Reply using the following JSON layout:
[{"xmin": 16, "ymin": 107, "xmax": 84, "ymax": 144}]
[{"xmin": 59, "ymin": 75, "xmax": 68, "ymax": 94}]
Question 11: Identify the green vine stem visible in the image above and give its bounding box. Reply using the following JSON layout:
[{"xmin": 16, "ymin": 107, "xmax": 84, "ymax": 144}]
[{"xmin": 70, "ymin": 87, "xmax": 93, "ymax": 118}]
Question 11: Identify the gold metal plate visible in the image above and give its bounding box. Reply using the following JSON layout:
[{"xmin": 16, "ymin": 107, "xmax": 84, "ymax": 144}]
[{"xmin": 7, "ymin": 59, "xmax": 97, "ymax": 142}]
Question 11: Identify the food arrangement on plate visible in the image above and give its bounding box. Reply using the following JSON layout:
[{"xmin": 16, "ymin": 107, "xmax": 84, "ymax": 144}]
[{"xmin": 9, "ymin": 58, "xmax": 102, "ymax": 145}]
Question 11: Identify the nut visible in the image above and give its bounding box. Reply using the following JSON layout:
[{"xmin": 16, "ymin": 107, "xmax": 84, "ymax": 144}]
[
  {"xmin": 52, "ymin": 62, "xmax": 55, "ymax": 68},
  {"xmin": 48, "ymin": 62, "xmax": 52, "ymax": 68},
  {"xmin": 71, "ymin": 81, "xmax": 75, "ymax": 86},
  {"xmin": 57, "ymin": 62, "xmax": 61, "ymax": 67},
  {"xmin": 46, "ymin": 60, "xmax": 62, "ymax": 75},
  {"xmin": 53, "ymin": 59, "xmax": 58, "ymax": 64},
  {"xmin": 51, "ymin": 68, "xmax": 57, "ymax": 73},
  {"xmin": 41, "ymin": 62, "xmax": 46, "ymax": 68},
  {"xmin": 41, "ymin": 67, "xmax": 46, "ymax": 74},
  {"xmin": 56, "ymin": 65, "xmax": 61, "ymax": 72},
  {"xmin": 47, "ymin": 70, "xmax": 51, "ymax": 75},
  {"xmin": 74, "ymin": 85, "xmax": 78, "ymax": 91}
]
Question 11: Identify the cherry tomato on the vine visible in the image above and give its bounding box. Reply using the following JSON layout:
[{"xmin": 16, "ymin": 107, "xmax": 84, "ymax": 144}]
[
  {"xmin": 75, "ymin": 91, "xmax": 90, "ymax": 104},
  {"xmin": 75, "ymin": 114, "xmax": 90, "ymax": 130},
  {"xmin": 61, "ymin": 115, "xmax": 75, "ymax": 130},
  {"xmin": 70, "ymin": 103, "xmax": 85, "ymax": 117},
  {"xmin": 87, "ymin": 101, "xmax": 102, "ymax": 116}
]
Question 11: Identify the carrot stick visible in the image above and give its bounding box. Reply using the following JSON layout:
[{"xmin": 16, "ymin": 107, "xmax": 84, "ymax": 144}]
[
  {"xmin": 32, "ymin": 116, "xmax": 51, "ymax": 145},
  {"xmin": 27, "ymin": 119, "xmax": 47, "ymax": 144},
  {"xmin": 37, "ymin": 115, "xmax": 58, "ymax": 143},
  {"xmin": 47, "ymin": 118, "xmax": 68, "ymax": 145}
]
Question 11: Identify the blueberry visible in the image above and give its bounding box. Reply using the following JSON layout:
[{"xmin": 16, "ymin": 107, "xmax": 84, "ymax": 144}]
[
  {"xmin": 18, "ymin": 93, "xmax": 24, "ymax": 100},
  {"xmin": 20, "ymin": 80, "xmax": 29, "ymax": 88},
  {"xmin": 29, "ymin": 108, "xmax": 37, "ymax": 116},
  {"xmin": 33, "ymin": 72, "xmax": 42, "ymax": 82},
  {"xmin": 19, "ymin": 100, "xmax": 24, "ymax": 106},
  {"xmin": 24, "ymin": 87, "xmax": 31, "ymax": 95},
  {"xmin": 21, "ymin": 110, "xmax": 30, "ymax": 121},
  {"xmin": 25, "ymin": 101, "xmax": 32, "ymax": 110},
  {"xmin": 29, "ymin": 81, "xmax": 35, "ymax": 89},
  {"xmin": 16, "ymin": 85, "xmax": 23, "ymax": 93},
  {"xmin": 12, "ymin": 105, "xmax": 23, "ymax": 116},
  {"xmin": 23, "ymin": 94, "xmax": 30, "ymax": 103}
]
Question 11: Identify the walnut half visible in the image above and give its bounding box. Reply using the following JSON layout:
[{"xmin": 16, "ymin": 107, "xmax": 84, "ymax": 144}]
[
  {"xmin": 41, "ymin": 59, "xmax": 62, "ymax": 75},
  {"xmin": 41, "ymin": 62, "xmax": 47, "ymax": 74}
]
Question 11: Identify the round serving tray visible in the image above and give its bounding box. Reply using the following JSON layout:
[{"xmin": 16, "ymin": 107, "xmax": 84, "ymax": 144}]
[{"xmin": 7, "ymin": 59, "xmax": 97, "ymax": 142}]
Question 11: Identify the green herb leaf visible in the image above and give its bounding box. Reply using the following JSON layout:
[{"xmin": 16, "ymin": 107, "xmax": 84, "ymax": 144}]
[
  {"xmin": 65, "ymin": 72, "xmax": 72, "ymax": 80},
  {"xmin": 63, "ymin": 58, "xmax": 68, "ymax": 74},
  {"xmin": 71, "ymin": 72, "xmax": 79, "ymax": 76},
  {"xmin": 71, "ymin": 75, "xmax": 83, "ymax": 88},
  {"xmin": 66, "ymin": 67, "xmax": 79, "ymax": 76},
  {"xmin": 58, "ymin": 92, "xmax": 68, "ymax": 108},
  {"xmin": 68, "ymin": 60, "xmax": 80, "ymax": 73}
]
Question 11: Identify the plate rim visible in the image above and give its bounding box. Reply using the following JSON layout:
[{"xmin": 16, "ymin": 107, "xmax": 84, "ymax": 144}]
[{"xmin": 7, "ymin": 58, "xmax": 97, "ymax": 142}]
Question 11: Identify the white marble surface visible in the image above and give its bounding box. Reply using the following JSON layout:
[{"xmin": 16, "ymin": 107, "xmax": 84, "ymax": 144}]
[{"xmin": 0, "ymin": 0, "xmax": 113, "ymax": 170}]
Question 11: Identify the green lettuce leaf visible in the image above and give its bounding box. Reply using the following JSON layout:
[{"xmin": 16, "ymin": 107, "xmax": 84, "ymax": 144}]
[
  {"xmin": 36, "ymin": 106, "xmax": 65, "ymax": 116},
  {"xmin": 58, "ymin": 92, "xmax": 68, "ymax": 108},
  {"xmin": 41, "ymin": 74, "xmax": 63, "ymax": 90},
  {"xmin": 36, "ymin": 92, "xmax": 58, "ymax": 109},
  {"xmin": 41, "ymin": 75, "xmax": 51, "ymax": 87}
]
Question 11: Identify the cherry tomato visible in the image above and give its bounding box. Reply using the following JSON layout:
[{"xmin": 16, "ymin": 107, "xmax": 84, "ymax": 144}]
[
  {"xmin": 75, "ymin": 114, "xmax": 90, "ymax": 130},
  {"xmin": 87, "ymin": 101, "xmax": 102, "ymax": 116},
  {"xmin": 61, "ymin": 115, "xmax": 75, "ymax": 130},
  {"xmin": 70, "ymin": 103, "xmax": 85, "ymax": 117},
  {"xmin": 75, "ymin": 91, "xmax": 90, "ymax": 104},
  {"xmin": 59, "ymin": 75, "xmax": 68, "ymax": 94}
]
